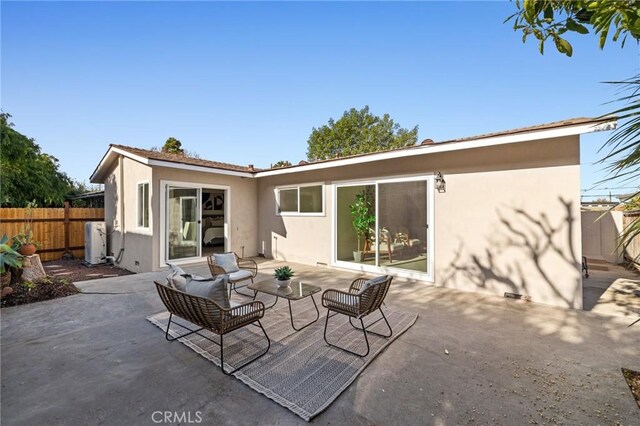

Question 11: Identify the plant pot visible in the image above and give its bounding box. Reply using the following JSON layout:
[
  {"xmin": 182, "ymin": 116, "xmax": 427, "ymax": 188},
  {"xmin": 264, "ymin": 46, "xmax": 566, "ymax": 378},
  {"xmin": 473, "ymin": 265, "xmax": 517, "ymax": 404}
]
[
  {"xmin": 18, "ymin": 244, "xmax": 36, "ymax": 256},
  {"xmin": 276, "ymin": 279, "xmax": 291, "ymax": 288},
  {"xmin": 353, "ymin": 251, "xmax": 363, "ymax": 262},
  {"xmin": 278, "ymin": 286, "xmax": 293, "ymax": 295}
]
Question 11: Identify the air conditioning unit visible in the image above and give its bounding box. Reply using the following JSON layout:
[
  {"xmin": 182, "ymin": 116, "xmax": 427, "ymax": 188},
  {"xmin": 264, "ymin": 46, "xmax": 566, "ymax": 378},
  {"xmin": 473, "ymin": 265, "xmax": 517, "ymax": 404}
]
[{"xmin": 85, "ymin": 222, "xmax": 107, "ymax": 265}]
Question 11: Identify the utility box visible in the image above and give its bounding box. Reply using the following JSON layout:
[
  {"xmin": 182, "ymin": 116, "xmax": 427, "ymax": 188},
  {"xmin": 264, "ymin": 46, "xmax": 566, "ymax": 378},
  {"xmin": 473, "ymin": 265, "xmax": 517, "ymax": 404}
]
[{"xmin": 85, "ymin": 222, "xmax": 107, "ymax": 265}]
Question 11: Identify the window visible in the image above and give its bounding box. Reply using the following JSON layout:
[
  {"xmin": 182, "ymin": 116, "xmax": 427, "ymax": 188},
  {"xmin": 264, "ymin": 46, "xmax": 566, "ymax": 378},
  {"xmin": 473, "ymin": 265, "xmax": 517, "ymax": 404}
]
[
  {"xmin": 279, "ymin": 189, "xmax": 298, "ymax": 213},
  {"xmin": 137, "ymin": 182, "xmax": 150, "ymax": 228},
  {"xmin": 277, "ymin": 184, "xmax": 323, "ymax": 215}
]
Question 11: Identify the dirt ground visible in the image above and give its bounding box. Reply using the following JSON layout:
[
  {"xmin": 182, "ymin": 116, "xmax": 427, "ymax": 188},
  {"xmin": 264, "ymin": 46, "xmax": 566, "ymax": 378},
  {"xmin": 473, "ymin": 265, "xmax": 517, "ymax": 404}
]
[
  {"xmin": 622, "ymin": 368, "xmax": 640, "ymax": 409},
  {"xmin": 43, "ymin": 259, "xmax": 133, "ymax": 282}
]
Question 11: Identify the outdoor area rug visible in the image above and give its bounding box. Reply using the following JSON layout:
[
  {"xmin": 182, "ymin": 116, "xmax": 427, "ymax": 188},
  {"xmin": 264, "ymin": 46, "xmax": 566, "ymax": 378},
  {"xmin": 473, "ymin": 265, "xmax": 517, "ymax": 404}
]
[{"xmin": 147, "ymin": 295, "xmax": 417, "ymax": 421}]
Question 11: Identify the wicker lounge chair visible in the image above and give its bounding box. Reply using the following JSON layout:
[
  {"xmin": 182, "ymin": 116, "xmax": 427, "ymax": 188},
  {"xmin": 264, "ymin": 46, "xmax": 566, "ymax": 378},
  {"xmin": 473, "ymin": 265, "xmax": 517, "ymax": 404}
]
[
  {"xmin": 207, "ymin": 253, "xmax": 258, "ymax": 297},
  {"xmin": 321, "ymin": 275, "xmax": 393, "ymax": 357},
  {"xmin": 154, "ymin": 281, "xmax": 270, "ymax": 375}
]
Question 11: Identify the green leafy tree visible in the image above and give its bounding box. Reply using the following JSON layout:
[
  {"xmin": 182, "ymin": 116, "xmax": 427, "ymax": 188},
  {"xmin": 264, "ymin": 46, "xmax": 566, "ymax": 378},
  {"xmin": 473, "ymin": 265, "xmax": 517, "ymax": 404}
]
[
  {"xmin": 506, "ymin": 1, "xmax": 640, "ymax": 263},
  {"xmin": 272, "ymin": 160, "xmax": 292, "ymax": 168},
  {"xmin": 306, "ymin": 106, "xmax": 418, "ymax": 161},
  {"xmin": 506, "ymin": 0, "xmax": 640, "ymax": 56},
  {"xmin": 162, "ymin": 137, "xmax": 184, "ymax": 155},
  {"xmin": 0, "ymin": 113, "xmax": 76, "ymax": 207}
]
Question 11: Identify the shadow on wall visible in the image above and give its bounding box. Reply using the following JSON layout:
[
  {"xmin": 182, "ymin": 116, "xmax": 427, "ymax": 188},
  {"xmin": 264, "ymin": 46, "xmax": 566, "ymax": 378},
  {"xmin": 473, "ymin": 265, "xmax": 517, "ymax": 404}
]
[
  {"xmin": 268, "ymin": 215, "xmax": 287, "ymax": 261},
  {"xmin": 441, "ymin": 197, "xmax": 581, "ymax": 309}
]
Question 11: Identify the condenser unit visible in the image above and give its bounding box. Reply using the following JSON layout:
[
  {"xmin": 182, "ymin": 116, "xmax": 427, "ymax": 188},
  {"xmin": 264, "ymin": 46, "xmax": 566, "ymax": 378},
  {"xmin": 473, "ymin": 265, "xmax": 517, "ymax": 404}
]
[{"xmin": 85, "ymin": 222, "xmax": 106, "ymax": 265}]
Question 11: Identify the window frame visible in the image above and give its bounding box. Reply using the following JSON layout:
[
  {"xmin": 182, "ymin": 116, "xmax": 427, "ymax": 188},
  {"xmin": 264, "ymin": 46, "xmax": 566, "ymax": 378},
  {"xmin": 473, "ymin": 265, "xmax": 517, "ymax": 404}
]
[
  {"xmin": 136, "ymin": 181, "xmax": 151, "ymax": 231},
  {"xmin": 331, "ymin": 174, "xmax": 434, "ymax": 282},
  {"xmin": 275, "ymin": 183, "xmax": 325, "ymax": 216}
]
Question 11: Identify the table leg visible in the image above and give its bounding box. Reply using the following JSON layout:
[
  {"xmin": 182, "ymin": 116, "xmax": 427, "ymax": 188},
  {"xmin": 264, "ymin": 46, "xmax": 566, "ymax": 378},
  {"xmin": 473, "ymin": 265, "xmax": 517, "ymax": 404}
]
[
  {"xmin": 288, "ymin": 294, "xmax": 320, "ymax": 331},
  {"xmin": 263, "ymin": 295, "xmax": 279, "ymax": 310}
]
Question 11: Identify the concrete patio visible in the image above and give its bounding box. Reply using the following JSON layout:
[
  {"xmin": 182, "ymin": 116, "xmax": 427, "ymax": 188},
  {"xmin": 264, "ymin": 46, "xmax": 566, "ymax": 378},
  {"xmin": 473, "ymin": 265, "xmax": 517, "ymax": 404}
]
[{"xmin": 2, "ymin": 260, "xmax": 639, "ymax": 425}]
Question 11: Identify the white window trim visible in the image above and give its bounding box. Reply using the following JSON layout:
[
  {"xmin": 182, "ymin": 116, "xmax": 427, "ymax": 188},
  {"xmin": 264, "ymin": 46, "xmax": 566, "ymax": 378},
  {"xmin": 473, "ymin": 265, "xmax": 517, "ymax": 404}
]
[
  {"xmin": 275, "ymin": 183, "xmax": 325, "ymax": 217},
  {"xmin": 331, "ymin": 175, "xmax": 435, "ymax": 283},
  {"xmin": 136, "ymin": 180, "xmax": 152, "ymax": 234}
]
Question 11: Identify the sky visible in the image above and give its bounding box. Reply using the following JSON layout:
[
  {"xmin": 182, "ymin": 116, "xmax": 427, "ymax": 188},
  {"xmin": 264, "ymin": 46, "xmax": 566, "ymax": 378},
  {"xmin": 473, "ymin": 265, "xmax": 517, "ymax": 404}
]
[{"xmin": 2, "ymin": 1, "xmax": 638, "ymax": 201}]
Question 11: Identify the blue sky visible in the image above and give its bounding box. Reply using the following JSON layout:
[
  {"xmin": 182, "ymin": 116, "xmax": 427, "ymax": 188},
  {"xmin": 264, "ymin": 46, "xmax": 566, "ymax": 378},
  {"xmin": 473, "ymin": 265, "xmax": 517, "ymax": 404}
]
[{"xmin": 2, "ymin": 1, "xmax": 638, "ymax": 200}]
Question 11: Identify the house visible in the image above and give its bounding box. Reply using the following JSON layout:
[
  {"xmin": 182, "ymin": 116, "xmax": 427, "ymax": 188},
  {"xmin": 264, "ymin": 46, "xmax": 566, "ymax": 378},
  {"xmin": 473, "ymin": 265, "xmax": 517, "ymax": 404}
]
[{"xmin": 90, "ymin": 116, "xmax": 617, "ymax": 309}]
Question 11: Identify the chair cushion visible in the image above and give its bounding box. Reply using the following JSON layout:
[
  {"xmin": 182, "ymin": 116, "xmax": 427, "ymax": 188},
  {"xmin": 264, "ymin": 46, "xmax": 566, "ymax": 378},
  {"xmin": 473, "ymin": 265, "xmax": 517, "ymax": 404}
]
[
  {"xmin": 228, "ymin": 269, "xmax": 253, "ymax": 281},
  {"xmin": 166, "ymin": 263, "xmax": 188, "ymax": 291},
  {"xmin": 214, "ymin": 252, "xmax": 240, "ymax": 273},
  {"xmin": 184, "ymin": 275, "xmax": 230, "ymax": 309},
  {"xmin": 166, "ymin": 263, "xmax": 209, "ymax": 292},
  {"xmin": 357, "ymin": 275, "xmax": 389, "ymax": 295}
]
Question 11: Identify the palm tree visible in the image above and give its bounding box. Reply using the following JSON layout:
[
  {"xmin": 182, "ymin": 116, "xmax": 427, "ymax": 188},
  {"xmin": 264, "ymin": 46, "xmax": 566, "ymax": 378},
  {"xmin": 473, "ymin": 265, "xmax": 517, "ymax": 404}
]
[{"xmin": 599, "ymin": 75, "xmax": 640, "ymax": 259}]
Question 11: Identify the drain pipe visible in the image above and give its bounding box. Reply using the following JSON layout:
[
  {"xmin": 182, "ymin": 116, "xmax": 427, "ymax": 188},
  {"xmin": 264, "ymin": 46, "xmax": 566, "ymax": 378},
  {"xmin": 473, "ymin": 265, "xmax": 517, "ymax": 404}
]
[
  {"xmin": 111, "ymin": 154, "xmax": 126, "ymax": 264},
  {"xmin": 119, "ymin": 155, "xmax": 125, "ymax": 257}
]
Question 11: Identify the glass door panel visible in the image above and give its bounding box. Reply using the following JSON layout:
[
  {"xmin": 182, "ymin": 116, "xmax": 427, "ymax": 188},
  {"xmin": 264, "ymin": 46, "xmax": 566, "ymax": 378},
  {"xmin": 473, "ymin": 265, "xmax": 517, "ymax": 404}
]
[
  {"xmin": 167, "ymin": 186, "xmax": 200, "ymax": 260},
  {"xmin": 336, "ymin": 185, "xmax": 376, "ymax": 264},
  {"xmin": 377, "ymin": 181, "xmax": 428, "ymax": 273}
]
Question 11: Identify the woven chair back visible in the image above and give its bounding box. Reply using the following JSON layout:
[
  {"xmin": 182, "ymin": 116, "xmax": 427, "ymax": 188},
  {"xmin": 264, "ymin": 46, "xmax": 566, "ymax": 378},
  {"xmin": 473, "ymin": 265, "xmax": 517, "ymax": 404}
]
[
  {"xmin": 359, "ymin": 276, "xmax": 393, "ymax": 315},
  {"xmin": 154, "ymin": 281, "xmax": 223, "ymax": 333}
]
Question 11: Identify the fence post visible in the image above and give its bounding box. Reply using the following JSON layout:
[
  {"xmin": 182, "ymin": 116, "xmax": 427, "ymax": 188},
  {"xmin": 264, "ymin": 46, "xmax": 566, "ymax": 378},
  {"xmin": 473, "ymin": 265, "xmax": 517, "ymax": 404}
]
[{"xmin": 63, "ymin": 201, "xmax": 72, "ymax": 259}]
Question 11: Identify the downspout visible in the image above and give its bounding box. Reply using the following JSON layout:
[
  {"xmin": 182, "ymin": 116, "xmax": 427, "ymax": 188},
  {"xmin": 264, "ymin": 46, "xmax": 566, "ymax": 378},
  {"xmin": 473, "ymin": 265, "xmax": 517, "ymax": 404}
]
[{"xmin": 114, "ymin": 155, "xmax": 125, "ymax": 263}]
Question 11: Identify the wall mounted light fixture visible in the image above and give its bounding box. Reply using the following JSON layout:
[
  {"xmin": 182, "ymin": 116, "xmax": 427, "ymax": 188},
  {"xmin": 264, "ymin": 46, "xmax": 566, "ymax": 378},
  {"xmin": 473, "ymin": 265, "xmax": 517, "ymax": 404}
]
[{"xmin": 435, "ymin": 171, "xmax": 446, "ymax": 193}]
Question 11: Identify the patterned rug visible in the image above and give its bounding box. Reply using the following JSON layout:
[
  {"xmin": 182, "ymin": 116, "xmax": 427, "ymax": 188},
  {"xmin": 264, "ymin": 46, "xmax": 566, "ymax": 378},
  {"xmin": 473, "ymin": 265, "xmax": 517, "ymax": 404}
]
[{"xmin": 147, "ymin": 295, "xmax": 417, "ymax": 422}]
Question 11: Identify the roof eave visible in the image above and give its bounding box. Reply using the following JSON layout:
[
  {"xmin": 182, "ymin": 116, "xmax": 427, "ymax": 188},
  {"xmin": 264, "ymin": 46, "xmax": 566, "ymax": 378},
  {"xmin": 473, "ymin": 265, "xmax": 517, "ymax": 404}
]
[
  {"xmin": 90, "ymin": 146, "xmax": 256, "ymax": 182},
  {"xmin": 147, "ymin": 159, "xmax": 255, "ymax": 178},
  {"xmin": 255, "ymin": 118, "xmax": 617, "ymax": 178},
  {"xmin": 90, "ymin": 146, "xmax": 151, "ymax": 183}
]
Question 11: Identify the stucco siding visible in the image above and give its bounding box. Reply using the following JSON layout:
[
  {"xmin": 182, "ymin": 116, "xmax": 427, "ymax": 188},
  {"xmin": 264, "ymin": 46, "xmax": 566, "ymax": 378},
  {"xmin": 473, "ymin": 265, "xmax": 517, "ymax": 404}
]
[
  {"xmin": 103, "ymin": 134, "xmax": 583, "ymax": 308},
  {"xmin": 102, "ymin": 156, "xmax": 153, "ymax": 272},
  {"xmin": 257, "ymin": 136, "xmax": 583, "ymax": 309},
  {"xmin": 435, "ymin": 164, "xmax": 582, "ymax": 309},
  {"xmin": 151, "ymin": 167, "xmax": 258, "ymax": 271},
  {"xmin": 257, "ymin": 184, "xmax": 333, "ymax": 265}
]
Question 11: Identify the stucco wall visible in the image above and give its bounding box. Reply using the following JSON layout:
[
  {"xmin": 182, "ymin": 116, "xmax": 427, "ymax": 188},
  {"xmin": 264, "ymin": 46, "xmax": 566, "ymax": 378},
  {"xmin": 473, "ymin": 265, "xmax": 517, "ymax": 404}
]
[
  {"xmin": 104, "ymin": 159, "xmax": 259, "ymax": 272},
  {"xmin": 257, "ymin": 182, "xmax": 333, "ymax": 265},
  {"xmin": 151, "ymin": 167, "xmax": 258, "ymax": 271},
  {"xmin": 103, "ymin": 156, "xmax": 153, "ymax": 272},
  {"xmin": 257, "ymin": 136, "xmax": 583, "ymax": 309}
]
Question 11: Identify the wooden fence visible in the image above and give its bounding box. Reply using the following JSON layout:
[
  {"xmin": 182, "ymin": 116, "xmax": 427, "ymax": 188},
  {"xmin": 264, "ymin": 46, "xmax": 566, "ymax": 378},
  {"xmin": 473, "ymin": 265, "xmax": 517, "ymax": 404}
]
[{"xmin": 0, "ymin": 204, "xmax": 104, "ymax": 262}]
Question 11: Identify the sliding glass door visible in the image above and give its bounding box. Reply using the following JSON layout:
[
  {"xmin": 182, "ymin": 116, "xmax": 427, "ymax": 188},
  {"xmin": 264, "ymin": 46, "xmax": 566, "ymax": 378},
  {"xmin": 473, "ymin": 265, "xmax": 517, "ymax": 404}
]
[
  {"xmin": 378, "ymin": 180, "xmax": 428, "ymax": 273},
  {"xmin": 336, "ymin": 184, "xmax": 376, "ymax": 263},
  {"xmin": 167, "ymin": 186, "xmax": 200, "ymax": 261},
  {"xmin": 335, "ymin": 177, "xmax": 431, "ymax": 277}
]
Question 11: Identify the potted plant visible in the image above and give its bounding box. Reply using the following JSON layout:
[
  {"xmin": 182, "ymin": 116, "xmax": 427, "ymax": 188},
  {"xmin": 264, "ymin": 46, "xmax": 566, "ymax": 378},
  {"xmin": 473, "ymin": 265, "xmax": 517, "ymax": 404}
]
[
  {"xmin": 13, "ymin": 201, "xmax": 40, "ymax": 256},
  {"xmin": 1, "ymin": 234, "xmax": 23, "ymax": 290},
  {"xmin": 12, "ymin": 231, "xmax": 40, "ymax": 256},
  {"xmin": 349, "ymin": 191, "xmax": 376, "ymax": 262},
  {"xmin": 273, "ymin": 265, "xmax": 294, "ymax": 287}
]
